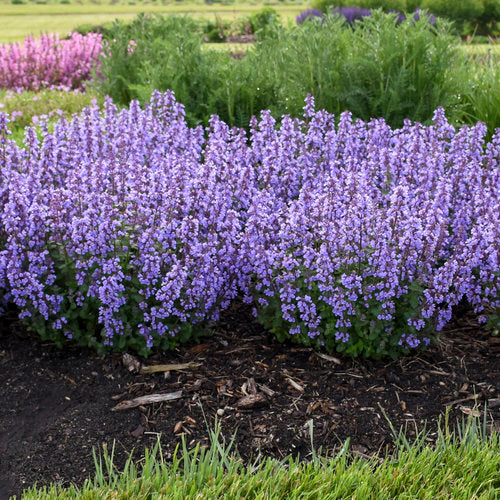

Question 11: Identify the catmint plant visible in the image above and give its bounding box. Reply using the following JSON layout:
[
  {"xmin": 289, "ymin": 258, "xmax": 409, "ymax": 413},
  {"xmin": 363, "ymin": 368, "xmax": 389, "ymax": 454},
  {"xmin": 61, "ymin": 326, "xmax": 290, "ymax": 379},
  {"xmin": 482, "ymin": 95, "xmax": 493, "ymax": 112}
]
[{"xmin": 0, "ymin": 92, "xmax": 498, "ymax": 358}]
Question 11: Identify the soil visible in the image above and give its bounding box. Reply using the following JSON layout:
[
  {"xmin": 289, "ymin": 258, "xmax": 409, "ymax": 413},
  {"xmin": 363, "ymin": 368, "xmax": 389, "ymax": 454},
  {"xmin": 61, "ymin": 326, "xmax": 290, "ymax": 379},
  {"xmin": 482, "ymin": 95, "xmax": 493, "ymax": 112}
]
[{"xmin": 1, "ymin": 303, "xmax": 499, "ymax": 500}]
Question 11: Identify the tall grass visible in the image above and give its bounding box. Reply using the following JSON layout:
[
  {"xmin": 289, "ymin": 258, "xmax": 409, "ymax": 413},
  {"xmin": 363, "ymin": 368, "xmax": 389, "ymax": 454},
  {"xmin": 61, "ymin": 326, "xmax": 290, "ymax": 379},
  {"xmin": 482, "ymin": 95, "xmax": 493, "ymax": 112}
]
[{"xmin": 20, "ymin": 411, "xmax": 500, "ymax": 499}]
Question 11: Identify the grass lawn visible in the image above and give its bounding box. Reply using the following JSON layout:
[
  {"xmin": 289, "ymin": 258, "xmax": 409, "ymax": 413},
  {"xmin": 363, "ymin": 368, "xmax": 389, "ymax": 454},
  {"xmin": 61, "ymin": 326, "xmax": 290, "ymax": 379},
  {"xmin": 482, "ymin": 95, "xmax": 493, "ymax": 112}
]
[
  {"xmin": 21, "ymin": 419, "xmax": 500, "ymax": 499},
  {"xmin": 0, "ymin": 0, "xmax": 306, "ymax": 42},
  {"xmin": 462, "ymin": 43, "xmax": 500, "ymax": 56}
]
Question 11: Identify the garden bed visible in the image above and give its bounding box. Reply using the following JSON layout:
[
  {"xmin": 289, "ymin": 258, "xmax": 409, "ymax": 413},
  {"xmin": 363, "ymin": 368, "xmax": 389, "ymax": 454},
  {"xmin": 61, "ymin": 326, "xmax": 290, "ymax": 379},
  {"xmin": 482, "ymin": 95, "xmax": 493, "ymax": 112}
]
[{"xmin": 1, "ymin": 303, "xmax": 498, "ymax": 499}]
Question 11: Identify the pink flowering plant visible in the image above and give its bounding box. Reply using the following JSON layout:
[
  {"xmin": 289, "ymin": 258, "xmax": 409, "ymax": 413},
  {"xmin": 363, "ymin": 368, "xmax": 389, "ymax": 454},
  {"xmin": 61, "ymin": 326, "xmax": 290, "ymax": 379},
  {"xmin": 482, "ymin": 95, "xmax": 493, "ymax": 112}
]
[
  {"xmin": 0, "ymin": 33, "xmax": 102, "ymax": 91},
  {"xmin": 0, "ymin": 92, "xmax": 498, "ymax": 358}
]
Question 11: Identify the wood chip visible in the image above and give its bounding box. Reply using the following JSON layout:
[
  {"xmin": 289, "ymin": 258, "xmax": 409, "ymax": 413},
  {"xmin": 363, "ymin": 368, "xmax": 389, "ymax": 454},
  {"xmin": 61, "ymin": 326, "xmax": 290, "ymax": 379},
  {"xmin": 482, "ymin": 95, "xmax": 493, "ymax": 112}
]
[
  {"xmin": 487, "ymin": 398, "xmax": 500, "ymax": 409},
  {"xmin": 111, "ymin": 390, "xmax": 183, "ymax": 411},
  {"xmin": 315, "ymin": 352, "xmax": 342, "ymax": 365},
  {"xmin": 286, "ymin": 377, "xmax": 304, "ymax": 392},
  {"xmin": 242, "ymin": 377, "xmax": 257, "ymax": 396},
  {"xmin": 140, "ymin": 362, "xmax": 201, "ymax": 374},
  {"xmin": 122, "ymin": 353, "xmax": 141, "ymax": 373},
  {"xmin": 254, "ymin": 361, "xmax": 269, "ymax": 369},
  {"xmin": 331, "ymin": 372, "xmax": 364, "ymax": 379},
  {"xmin": 306, "ymin": 401, "xmax": 321, "ymax": 414},
  {"xmin": 130, "ymin": 424, "xmax": 144, "ymax": 438},
  {"xmin": 187, "ymin": 344, "xmax": 209, "ymax": 354},
  {"xmin": 111, "ymin": 392, "xmax": 127, "ymax": 401},
  {"xmin": 236, "ymin": 393, "xmax": 267, "ymax": 409},
  {"xmin": 258, "ymin": 384, "xmax": 276, "ymax": 397}
]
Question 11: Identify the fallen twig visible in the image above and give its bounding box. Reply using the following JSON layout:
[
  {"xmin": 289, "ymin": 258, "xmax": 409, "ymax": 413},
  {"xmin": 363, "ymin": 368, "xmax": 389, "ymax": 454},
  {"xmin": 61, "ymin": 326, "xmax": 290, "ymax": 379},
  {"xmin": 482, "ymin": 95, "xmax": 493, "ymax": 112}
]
[
  {"xmin": 286, "ymin": 377, "xmax": 304, "ymax": 392},
  {"xmin": 315, "ymin": 352, "xmax": 342, "ymax": 365},
  {"xmin": 444, "ymin": 394, "xmax": 480, "ymax": 406},
  {"xmin": 140, "ymin": 362, "xmax": 201, "ymax": 374},
  {"xmin": 112, "ymin": 390, "xmax": 183, "ymax": 411}
]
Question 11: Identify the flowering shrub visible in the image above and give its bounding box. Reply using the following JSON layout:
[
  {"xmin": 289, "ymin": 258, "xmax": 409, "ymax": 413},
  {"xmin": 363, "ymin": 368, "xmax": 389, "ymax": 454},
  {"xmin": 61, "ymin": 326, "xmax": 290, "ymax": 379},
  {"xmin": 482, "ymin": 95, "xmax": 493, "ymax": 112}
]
[
  {"xmin": 0, "ymin": 92, "xmax": 247, "ymax": 355},
  {"xmin": 296, "ymin": 9, "xmax": 325, "ymax": 25},
  {"xmin": 296, "ymin": 7, "xmax": 436, "ymax": 26},
  {"xmin": 0, "ymin": 92, "xmax": 498, "ymax": 358},
  {"xmin": 331, "ymin": 6, "xmax": 373, "ymax": 24},
  {"xmin": 0, "ymin": 33, "xmax": 102, "ymax": 91},
  {"xmin": 297, "ymin": 7, "xmax": 372, "ymax": 25},
  {"xmin": 239, "ymin": 97, "xmax": 499, "ymax": 358}
]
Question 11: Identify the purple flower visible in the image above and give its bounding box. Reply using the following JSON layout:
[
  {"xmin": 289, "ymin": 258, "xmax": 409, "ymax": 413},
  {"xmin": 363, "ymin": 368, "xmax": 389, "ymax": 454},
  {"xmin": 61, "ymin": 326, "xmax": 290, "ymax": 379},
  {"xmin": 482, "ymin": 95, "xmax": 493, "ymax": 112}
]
[{"xmin": 296, "ymin": 9, "xmax": 324, "ymax": 25}]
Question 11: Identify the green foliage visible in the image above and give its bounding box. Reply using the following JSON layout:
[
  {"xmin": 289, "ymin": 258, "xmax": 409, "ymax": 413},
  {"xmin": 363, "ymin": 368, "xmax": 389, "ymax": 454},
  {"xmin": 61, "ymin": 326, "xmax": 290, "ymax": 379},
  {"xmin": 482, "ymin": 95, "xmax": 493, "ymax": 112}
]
[
  {"xmin": 406, "ymin": 0, "xmax": 422, "ymax": 11},
  {"xmin": 422, "ymin": 0, "xmax": 500, "ymax": 35},
  {"xmin": 462, "ymin": 53, "xmax": 500, "ymax": 140},
  {"xmin": 96, "ymin": 14, "xmax": 215, "ymax": 126},
  {"xmin": 202, "ymin": 16, "xmax": 231, "ymax": 42},
  {"xmin": 246, "ymin": 7, "xmax": 282, "ymax": 39},
  {"xmin": 254, "ymin": 12, "xmax": 468, "ymax": 129},
  {"xmin": 312, "ymin": 0, "xmax": 408, "ymax": 14},
  {"xmin": 71, "ymin": 22, "xmax": 113, "ymax": 36},
  {"xmin": 96, "ymin": 12, "xmax": 471, "ymax": 131},
  {"xmin": 0, "ymin": 88, "xmax": 103, "ymax": 144},
  {"xmin": 363, "ymin": 0, "xmax": 407, "ymax": 11},
  {"xmin": 255, "ymin": 273, "xmax": 434, "ymax": 360},
  {"xmin": 477, "ymin": 0, "xmax": 500, "ymax": 35},
  {"xmin": 421, "ymin": 0, "xmax": 484, "ymax": 21},
  {"xmin": 10, "ymin": 0, "xmax": 27, "ymax": 4}
]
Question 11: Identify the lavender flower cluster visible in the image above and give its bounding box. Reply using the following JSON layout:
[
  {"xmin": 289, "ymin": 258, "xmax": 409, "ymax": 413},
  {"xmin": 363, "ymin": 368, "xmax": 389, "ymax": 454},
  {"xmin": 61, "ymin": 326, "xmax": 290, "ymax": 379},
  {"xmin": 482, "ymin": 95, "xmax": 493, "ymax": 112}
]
[
  {"xmin": 296, "ymin": 7, "xmax": 436, "ymax": 27},
  {"xmin": 296, "ymin": 7, "xmax": 371, "ymax": 25},
  {"xmin": 0, "ymin": 92, "xmax": 498, "ymax": 357}
]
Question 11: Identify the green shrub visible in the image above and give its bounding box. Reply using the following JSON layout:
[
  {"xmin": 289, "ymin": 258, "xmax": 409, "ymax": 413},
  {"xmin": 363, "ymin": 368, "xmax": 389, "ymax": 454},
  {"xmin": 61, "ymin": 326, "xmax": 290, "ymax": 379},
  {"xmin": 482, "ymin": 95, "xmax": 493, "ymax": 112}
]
[
  {"xmin": 421, "ymin": 0, "xmax": 484, "ymax": 21},
  {"xmin": 96, "ymin": 12, "xmax": 472, "ymax": 131},
  {"xmin": 246, "ymin": 7, "xmax": 282, "ymax": 39},
  {"xmin": 203, "ymin": 17, "xmax": 231, "ymax": 42},
  {"xmin": 421, "ymin": 0, "xmax": 499, "ymax": 35},
  {"xmin": 312, "ymin": 0, "xmax": 408, "ymax": 14},
  {"xmin": 363, "ymin": 0, "xmax": 407, "ymax": 11},
  {"xmin": 97, "ymin": 14, "xmax": 226, "ymax": 125},
  {"xmin": 72, "ymin": 23, "xmax": 113, "ymax": 36},
  {"xmin": 0, "ymin": 88, "xmax": 103, "ymax": 144},
  {"xmin": 476, "ymin": 0, "xmax": 500, "ymax": 35},
  {"xmin": 248, "ymin": 11, "xmax": 468, "ymax": 128},
  {"xmin": 406, "ymin": 0, "xmax": 422, "ymax": 11},
  {"xmin": 463, "ymin": 54, "xmax": 500, "ymax": 139}
]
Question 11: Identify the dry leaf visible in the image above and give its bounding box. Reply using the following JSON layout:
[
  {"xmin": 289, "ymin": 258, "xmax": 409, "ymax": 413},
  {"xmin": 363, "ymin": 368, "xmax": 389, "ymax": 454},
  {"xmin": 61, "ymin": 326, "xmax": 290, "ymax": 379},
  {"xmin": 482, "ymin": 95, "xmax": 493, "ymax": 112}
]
[
  {"xmin": 315, "ymin": 352, "xmax": 342, "ymax": 365},
  {"xmin": 236, "ymin": 393, "xmax": 267, "ymax": 409},
  {"xmin": 459, "ymin": 406, "xmax": 480, "ymax": 417}
]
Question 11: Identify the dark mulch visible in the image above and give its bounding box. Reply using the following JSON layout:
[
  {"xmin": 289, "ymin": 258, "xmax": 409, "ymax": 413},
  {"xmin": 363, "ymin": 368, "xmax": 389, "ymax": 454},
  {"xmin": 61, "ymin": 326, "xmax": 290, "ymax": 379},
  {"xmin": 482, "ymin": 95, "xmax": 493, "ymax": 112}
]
[{"xmin": 1, "ymin": 304, "xmax": 499, "ymax": 500}]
